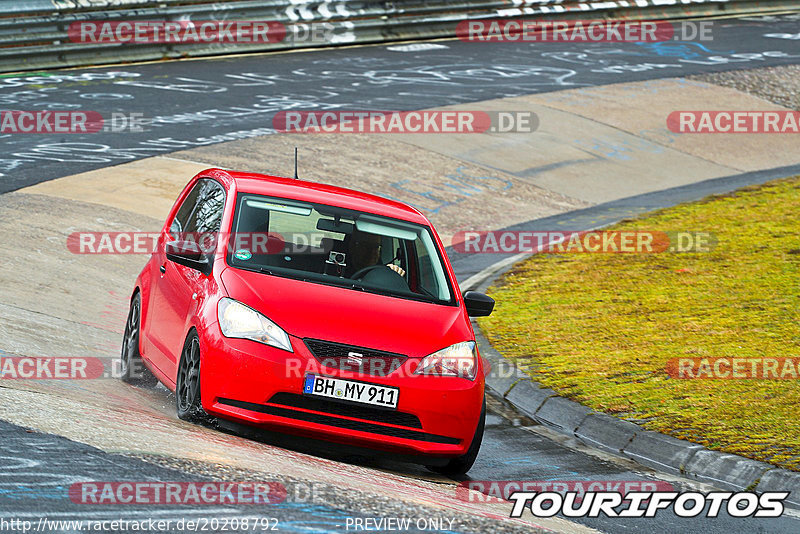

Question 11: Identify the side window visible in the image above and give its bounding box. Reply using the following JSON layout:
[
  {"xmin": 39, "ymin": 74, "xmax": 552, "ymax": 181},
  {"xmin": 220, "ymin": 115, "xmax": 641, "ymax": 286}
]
[
  {"xmin": 170, "ymin": 183, "xmax": 201, "ymax": 239},
  {"xmin": 185, "ymin": 181, "xmax": 225, "ymax": 234},
  {"xmin": 169, "ymin": 179, "xmax": 226, "ymax": 239}
]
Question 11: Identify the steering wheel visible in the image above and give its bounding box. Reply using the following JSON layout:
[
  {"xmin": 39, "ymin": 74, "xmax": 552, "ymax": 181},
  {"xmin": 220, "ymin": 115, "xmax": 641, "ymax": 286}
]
[{"xmin": 351, "ymin": 264, "xmax": 387, "ymax": 280}]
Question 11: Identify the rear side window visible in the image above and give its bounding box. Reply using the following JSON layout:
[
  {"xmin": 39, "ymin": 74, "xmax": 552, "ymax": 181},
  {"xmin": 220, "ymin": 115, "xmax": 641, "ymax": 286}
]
[{"xmin": 169, "ymin": 179, "xmax": 226, "ymax": 239}]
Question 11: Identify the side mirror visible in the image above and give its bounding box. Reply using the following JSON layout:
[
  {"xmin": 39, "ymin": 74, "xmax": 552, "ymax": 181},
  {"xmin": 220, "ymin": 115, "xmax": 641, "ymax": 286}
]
[
  {"xmin": 166, "ymin": 240, "xmax": 211, "ymax": 275},
  {"xmin": 463, "ymin": 291, "xmax": 495, "ymax": 317}
]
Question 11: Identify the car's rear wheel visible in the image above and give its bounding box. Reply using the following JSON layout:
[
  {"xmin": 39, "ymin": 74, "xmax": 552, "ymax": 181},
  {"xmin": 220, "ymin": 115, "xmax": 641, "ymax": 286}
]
[
  {"xmin": 176, "ymin": 331, "xmax": 206, "ymax": 422},
  {"xmin": 428, "ymin": 398, "xmax": 486, "ymax": 477},
  {"xmin": 120, "ymin": 293, "xmax": 157, "ymax": 387}
]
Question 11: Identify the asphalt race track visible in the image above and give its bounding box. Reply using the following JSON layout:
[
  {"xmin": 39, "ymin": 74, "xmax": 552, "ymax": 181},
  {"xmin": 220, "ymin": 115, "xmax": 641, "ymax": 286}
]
[
  {"xmin": 2, "ymin": 15, "xmax": 800, "ymax": 193},
  {"xmin": 1, "ymin": 12, "xmax": 800, "ymax": 534}
]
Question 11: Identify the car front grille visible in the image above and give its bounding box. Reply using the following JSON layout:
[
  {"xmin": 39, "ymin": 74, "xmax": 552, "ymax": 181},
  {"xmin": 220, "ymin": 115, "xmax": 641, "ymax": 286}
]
[{"xmin": 304, "ymin": 339, "xmax": 408, "ymax": 377}]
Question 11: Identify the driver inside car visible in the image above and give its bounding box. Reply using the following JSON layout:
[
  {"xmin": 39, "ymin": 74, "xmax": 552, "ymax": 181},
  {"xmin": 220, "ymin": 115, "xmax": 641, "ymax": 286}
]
[{"xmin": 346, "ymin": 230, "xmax": 406, "ymax": 278}]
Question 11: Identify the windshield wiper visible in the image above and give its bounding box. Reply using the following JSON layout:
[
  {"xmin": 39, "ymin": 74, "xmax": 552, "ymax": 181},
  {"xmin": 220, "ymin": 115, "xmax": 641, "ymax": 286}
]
[
  {"xmin": 314, "ymin": 276, "xmax": 366, "ymax": 291},
  {"xmin": 256, "ymin": 266, "xmax": 307, "ymax": 283},
  {"xmin": 254, "ymin": 266, "xmax": 362, "ymax": 289}
]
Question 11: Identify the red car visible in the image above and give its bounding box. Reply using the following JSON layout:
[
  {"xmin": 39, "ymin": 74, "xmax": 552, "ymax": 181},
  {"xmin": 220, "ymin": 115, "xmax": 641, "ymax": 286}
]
[{"xmin": 120, "ymin": 168, "xmax": 494, "ymax": 474}]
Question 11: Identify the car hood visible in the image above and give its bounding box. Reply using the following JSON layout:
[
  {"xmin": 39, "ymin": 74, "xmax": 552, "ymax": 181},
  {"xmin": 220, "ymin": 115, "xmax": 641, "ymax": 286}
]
[{"xmin": 219, "ymin": 267, "xmax": 471, "ymax": 358}]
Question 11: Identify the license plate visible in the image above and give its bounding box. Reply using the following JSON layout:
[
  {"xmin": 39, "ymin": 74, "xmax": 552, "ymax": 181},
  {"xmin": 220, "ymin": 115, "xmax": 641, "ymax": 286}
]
[{"xmin": 303, "ymin": 374, "xmax": 399, "ymax": 409}]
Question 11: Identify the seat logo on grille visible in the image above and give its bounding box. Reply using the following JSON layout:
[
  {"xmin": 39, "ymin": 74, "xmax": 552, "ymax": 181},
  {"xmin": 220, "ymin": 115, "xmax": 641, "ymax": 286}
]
[{"xmin": 346, "ymin": 352, "xmax": 363, "ymax": 367}]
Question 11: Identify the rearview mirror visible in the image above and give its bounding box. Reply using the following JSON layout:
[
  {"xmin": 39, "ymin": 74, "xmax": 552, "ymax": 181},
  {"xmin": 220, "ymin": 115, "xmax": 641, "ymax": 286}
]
[
  {"xmin": 316, "ymin": 218, "xmax": 354, "ymax": 235},
  {"xmin": 463, "ymin": 291, "xmax": 495, "ymax": 317},
  {"xmin": 166, "ymin": 240, "xmax": 211, "ymax": 275}
]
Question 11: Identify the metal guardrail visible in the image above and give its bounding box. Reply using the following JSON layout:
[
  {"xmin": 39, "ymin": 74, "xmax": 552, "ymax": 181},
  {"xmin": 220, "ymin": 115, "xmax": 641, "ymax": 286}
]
[{"xmin": 0, "ymin": 0, "xmax": 797, "ymax": 73}]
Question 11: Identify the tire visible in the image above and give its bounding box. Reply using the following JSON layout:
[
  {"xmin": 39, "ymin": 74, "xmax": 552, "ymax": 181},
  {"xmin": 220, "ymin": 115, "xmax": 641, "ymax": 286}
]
[
  {"xmin": 428, "ymin": 398, "xmax": 486, "ymax": 477},
  {"xmin": 176, "ymin": 331, "xmax": 207, "ymax": 423},
  {"xmin": 120, "ymin": 293, "xmax": 158, "ymax": 387}
]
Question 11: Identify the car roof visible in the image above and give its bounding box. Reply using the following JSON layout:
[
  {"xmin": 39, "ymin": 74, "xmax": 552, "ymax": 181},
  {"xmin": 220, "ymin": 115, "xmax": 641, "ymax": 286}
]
[{"xmin": 204, "ymin": 168, "xmax": 429, "ymax": 225}]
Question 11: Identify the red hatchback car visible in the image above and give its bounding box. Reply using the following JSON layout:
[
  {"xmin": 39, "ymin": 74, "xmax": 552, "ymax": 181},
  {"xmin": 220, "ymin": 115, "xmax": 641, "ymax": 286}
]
[{"xmin": 120, "ymin": 168, "xmax": 495, "ymax": 474}]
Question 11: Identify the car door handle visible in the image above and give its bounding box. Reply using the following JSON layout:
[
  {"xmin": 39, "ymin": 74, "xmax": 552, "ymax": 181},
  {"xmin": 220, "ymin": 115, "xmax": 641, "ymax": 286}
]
[{"xmin": 160, "ymin": 265, "xmax": 166, "ymax": 273}]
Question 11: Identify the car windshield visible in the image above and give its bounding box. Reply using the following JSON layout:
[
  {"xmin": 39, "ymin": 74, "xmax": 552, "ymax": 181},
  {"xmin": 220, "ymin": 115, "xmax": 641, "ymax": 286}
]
[{"xmin": 226, "ymin": 193, "xmax": 454, "ymax": 304}]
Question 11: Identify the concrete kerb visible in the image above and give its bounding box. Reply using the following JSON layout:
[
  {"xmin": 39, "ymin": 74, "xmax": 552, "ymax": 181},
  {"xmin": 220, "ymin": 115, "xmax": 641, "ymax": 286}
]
[
  {"xmin": 758, "ymin": 470, "xmax": 800, "ymax": 508},
  {"xmin": 534, "ymin": 397, "xmax": 592, "ymax": 436},
  {"xmin": 574, "ymin": 413, "xmax": 638, "ymax": 455},
  {"xmin": 505, "ymin": 380, "xmax": 557, "ymax": 422},
  {"xmin": 464, "ymin": 246, "xmax": 800, "ymax": 504},
  {"xmin": 623, "ymin": 430, "xmax": 704, "ymax": 476},
  {"xmin": 683, "ymin": 450, "xmax": 774, "ymax": 492}
]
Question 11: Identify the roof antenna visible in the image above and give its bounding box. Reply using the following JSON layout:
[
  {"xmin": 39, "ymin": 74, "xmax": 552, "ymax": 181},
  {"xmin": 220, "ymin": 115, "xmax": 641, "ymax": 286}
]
[{"xmin": 293, "ymin": 147, "xmax": 299, "ymax": 179}]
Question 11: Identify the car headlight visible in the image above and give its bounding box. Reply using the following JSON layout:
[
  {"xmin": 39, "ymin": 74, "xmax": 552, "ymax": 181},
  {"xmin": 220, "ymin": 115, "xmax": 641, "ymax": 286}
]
[
  {"xmin": 217, "ymin": 298, "xmax": 293, "ymax": 352},
  {"xmin": 414, "ymin": 341, "xmax": 477, "ymax": 380}
]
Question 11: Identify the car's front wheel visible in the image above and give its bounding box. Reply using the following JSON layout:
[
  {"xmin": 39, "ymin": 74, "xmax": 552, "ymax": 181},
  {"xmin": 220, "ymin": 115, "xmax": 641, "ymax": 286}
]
[
  {"xmin": 120, "ymin": 293, "xmax": 157, "ymax": 387},
  {"xmin": 176, "ymin": 331, "xmax": 207, "ymax": 422},
  {"xmin": 429, "ymin": 398, "xmax": 486, "ymax": 477}
]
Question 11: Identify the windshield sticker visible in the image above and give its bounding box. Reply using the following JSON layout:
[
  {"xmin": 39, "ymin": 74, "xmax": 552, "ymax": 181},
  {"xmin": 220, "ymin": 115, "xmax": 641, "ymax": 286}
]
[{"xmin": 234, "ymin": 249, "xmax": 252, "ymax": 261}]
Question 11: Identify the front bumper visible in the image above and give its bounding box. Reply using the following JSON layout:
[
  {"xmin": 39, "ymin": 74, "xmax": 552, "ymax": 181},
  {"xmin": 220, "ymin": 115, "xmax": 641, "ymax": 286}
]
[{"xmin": 200, "ymin": 326, "xmax": 484, "ymax": 457}]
